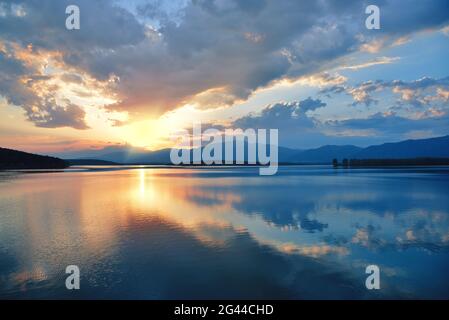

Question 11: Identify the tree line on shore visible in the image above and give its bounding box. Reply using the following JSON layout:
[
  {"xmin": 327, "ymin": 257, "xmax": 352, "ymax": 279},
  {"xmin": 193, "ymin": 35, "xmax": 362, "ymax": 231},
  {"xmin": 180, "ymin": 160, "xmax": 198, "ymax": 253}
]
[
  {"xmin": 332, "ymin": 158, "xmax": 449, "ymax": 167},
  {"xmin": 0, "ymin": 147, "xmax": 68, "ymax": 170}
]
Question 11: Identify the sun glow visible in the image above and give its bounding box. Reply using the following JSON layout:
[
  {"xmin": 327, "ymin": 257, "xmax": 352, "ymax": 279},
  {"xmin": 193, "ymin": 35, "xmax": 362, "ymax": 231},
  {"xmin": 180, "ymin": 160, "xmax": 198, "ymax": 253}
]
[
  {"xmin": 119, "ymin": 113, "xmax": 189, "ymax": 150},
  {"xmin": 118, "ymin": 104, "xmax": 210, "ymax": 150}
]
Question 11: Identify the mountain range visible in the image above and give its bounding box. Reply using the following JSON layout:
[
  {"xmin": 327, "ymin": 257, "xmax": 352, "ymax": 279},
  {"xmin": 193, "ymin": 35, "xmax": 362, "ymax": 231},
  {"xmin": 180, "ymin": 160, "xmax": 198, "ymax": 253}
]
[{"xmin": 53, "ymin": 135, "xmax": 449, "ymax": 164}]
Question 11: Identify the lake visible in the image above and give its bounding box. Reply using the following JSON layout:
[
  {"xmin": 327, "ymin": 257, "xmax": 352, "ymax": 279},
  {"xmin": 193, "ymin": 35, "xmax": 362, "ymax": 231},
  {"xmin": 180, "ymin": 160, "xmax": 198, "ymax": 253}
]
[{"xmin": 1, "ymin": 166, "xmax": 449, "ymax": 299}]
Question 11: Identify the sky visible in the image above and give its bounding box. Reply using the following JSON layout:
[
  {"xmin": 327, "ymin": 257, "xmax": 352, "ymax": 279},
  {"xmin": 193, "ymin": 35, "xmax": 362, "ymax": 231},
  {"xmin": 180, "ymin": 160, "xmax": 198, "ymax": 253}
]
[{"xmin": 0, "ymin": 0, "xmax": 448, "ymax": 155}]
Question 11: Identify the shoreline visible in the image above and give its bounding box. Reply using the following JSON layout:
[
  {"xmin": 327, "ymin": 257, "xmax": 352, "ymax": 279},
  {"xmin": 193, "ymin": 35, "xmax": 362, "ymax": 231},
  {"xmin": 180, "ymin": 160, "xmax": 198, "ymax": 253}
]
[{"xmin": 3, "ymin": 163, "xmax": 449, "ymax": 174}]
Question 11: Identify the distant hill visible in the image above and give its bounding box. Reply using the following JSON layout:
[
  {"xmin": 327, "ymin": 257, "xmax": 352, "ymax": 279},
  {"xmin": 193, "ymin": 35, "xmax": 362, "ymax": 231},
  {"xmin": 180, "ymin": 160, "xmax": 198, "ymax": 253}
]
[
  {"xmin": 66, "ymin": 159, "xmax": 119, "ymax": 165},
  {"xmin": 59, "ymin": 144, "xmax": 302, "ymax": 164},
  {"xmin": 292, "ymin": 135, "xmax": 449, "ymax": 163},
  {"xmin": 0, "ymin": 148, "xmax": 68, "ymax": 169},
  {"xmin": 353, "ymin": 135, "xmax": 449, "ymax": 159},
  {"xmin": 56, "ymin": 146, "xmax": 173, "ymax": 164},
  {"xmin": 54, "ymin": 135, "xmax": 449, "ymax": 165},
  {"xmin": 293, "ymin": 145, "xmax": 363, "ymax": 163}
]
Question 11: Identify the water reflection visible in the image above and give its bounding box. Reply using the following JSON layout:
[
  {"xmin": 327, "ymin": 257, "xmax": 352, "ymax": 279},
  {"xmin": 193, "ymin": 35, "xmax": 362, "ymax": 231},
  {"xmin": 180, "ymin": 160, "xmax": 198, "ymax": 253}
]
[{"xmin": 0, "ymin": 167, "xmax": 448, "ymax": 299}]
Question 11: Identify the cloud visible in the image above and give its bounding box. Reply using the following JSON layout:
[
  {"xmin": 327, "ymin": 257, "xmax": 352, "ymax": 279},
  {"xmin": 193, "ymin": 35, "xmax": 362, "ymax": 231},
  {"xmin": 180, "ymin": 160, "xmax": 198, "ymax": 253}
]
[
  {"xmin": 0, "ymin": 0, "xmax": 143, "ymax": 129},
  {"xmin": 338, "ymin": 56, "xmax": 400, "ymax": 71},
  {"xmin": 321, "ymin": 79, "xmax": 384, "ymax": 106},
  {"xmin": 0, "ymin": 31, "xmax": 122, "ymax": 129},
  {"xmin": 349, "ymin": 211, "xmax": 449, "ymax": 253},
  {"xmin": 231, "ymin": 83, "xmax": 449, "ymax": 145},
  {"xmin": 391, "ymin": 77, "xmax": 449, "ymax": 108},
  {"xmin": 281, "ymin": 243, "xmax": 349, "ymax": 257},
  {"xmin": 442, "ymin": 25, "xmax": 449, "ymax": 36},
  {"xmin": 295, "ymin": 72, "xmax": 348, "ymax": 88},
  {"xmin": 378, "ymin": 0, "xmax": 449, "ymax": 35},
  {"xmin": 359, "ymin": 38, "xmax": 387, "ymax": 53},
  {"xmin": 188, "ymin": 87, "xmax": 242, "ymax": 110},
  {"xmin": 1, "ymin": 0, "xmax": 449, "ymax": 129},
  {"xmin": 327, "ymin": 111, "xmax": 449, "ymax": 139},
  {"xmin": 26, "ymin": 101, "xmax": 89, "ymax": 130},
  {"xmin": 233, "ymin": 98, "xmax": 326, "ymax": 130},
  {"xmin": 231, "ymin": 98, "xmax": 331, "ymax": 147},
  {"xmin": 0, "ymin": 0, "xmax": 145, "ymax": 50},
  {"xmin": 322, "ymin": 76, "xmax": 449, "ymax": 108},
  {"xmin": 436, "ymin": 88, "xmax": 449, "ymax": 101}
]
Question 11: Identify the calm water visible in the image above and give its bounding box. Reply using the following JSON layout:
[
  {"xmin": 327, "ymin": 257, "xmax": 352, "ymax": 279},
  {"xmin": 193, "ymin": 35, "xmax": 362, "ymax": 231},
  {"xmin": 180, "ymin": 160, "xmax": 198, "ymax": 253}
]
[{"xmin": 1, "ymin": 166, "xmax": 449, "ymax": 299}]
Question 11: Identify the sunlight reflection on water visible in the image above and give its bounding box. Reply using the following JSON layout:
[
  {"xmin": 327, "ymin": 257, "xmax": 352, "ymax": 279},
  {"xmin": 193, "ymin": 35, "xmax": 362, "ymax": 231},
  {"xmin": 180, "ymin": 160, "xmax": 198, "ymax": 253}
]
[{"xmin": 0, "ymin": 166, "xmax": 449, "ymax": 299}]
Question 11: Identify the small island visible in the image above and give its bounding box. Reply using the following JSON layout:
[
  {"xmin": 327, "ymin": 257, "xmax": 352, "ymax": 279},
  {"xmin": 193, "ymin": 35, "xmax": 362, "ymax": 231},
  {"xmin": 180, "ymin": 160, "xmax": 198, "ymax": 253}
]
[{"xmin": 0, "ymin": 147, "xmax": 69, "ymax": 170}]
